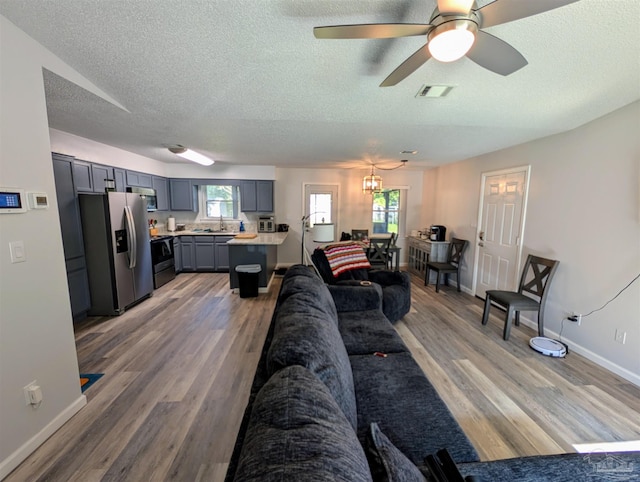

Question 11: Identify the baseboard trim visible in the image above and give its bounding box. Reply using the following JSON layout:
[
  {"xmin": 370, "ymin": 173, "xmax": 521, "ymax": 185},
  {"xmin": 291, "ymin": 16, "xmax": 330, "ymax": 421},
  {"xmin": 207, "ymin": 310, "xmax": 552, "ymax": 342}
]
[
  {"xmin": 517, "ymin": 317, "xmax": 640, "ymax": 387},
  {"xmin": 0, "ymin": 395, "xmax": 87, "ymax": 480}
]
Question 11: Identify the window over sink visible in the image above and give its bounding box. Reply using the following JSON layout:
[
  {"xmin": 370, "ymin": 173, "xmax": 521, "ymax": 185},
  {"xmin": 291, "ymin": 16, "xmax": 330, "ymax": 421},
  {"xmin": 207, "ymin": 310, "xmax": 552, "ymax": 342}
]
[{"xmin": 200, "ymin": 185, "xmax": 240, "ymax": 220}]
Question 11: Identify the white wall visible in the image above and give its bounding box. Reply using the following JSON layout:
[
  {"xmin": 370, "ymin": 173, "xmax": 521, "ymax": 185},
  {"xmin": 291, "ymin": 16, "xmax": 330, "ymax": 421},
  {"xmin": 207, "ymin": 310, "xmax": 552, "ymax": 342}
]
[
  {"xmin": 0, "ymin": 17, "xmax": 87, "ymax": 478},
  {"xmin": 423, "ymin": 101, "xmax": 640, "ymax": 384},
  {"xmin": 274, "ymin": 166, "xmax": 424, "ymax": 266}
]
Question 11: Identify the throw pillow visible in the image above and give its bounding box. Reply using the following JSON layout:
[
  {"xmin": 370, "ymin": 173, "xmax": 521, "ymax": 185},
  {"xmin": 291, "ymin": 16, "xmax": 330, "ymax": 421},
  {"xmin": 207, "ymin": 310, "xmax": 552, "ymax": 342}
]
[{"xmin": 366, "ymin": 423, "xmax": 427, "ymax": 482}]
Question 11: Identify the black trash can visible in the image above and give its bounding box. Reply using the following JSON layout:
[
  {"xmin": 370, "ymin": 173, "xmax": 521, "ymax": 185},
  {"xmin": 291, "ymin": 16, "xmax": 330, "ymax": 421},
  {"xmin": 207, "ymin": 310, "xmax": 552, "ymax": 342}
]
[{"xmin": 235, "ymin": 264, "xmax": 262, "ymax": 298}]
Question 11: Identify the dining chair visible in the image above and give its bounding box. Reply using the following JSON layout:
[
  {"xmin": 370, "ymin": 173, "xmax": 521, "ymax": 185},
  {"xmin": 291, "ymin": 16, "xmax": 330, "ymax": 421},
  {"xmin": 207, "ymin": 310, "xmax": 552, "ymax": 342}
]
[
  {"xmin": 481, "ymin": 254, "xmax": 559, "ymax": 341},
  {"xmin": 384, "ymin": 232, "xmax": 398, "ymax": 270},
  {"xmin": 424, "ymin": 238, "xmax": 468, "ymax": 293},
  {"xmin": 351, "ymin": 229, "xmax": 369, "ymax": 241},
  {"xmin": 367, "ymin": 237, "xmax": 391, "ymax": 269}
]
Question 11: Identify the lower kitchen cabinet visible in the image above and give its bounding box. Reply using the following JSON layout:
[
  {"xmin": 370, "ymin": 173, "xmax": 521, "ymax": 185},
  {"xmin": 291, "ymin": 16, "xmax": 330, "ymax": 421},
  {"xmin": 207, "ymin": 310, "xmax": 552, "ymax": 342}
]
[
  {"xmin": 195, "ymin": 236, "xmax": 216, "ymax": 271},
  {"xmin": 173, "ymin": 237, "xmax": 182, "ymax": 272},
  {"xmin": 67, "ymin": 261, "xmax": 91, "ymax": 317},
  {"xmin": 180, "ymin": 236, "xmax": 195, "ymax": 271},
  {"xmin": 214, "ymin": 236, "xmax": 233, "ymax": 271}
]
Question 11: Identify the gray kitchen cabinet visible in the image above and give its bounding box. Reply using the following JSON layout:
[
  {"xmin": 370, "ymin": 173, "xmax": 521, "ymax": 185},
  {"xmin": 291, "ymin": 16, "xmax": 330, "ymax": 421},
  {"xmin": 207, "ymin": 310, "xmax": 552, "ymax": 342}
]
[
  {"xmin": 152, "ymin": 176, "xmax": 169, "ymax": 211},
  {"xmin": 52, "ymin": 153, "xmax": 91, "ymax": 320},
  {"xmin": 195, "ymin": 236, "xmax": 215, "ymax": 271},
  {"xmin": 114, "ymin": 168, "xmax": 126, "ymax": 192},
  {"xmin": 73, "ymin": 160, "xmax": 93, "ymax": 192},
  {"xmin": 126, "ymin": 170, "xmax": 153, "ymax": 188},
  {"xmin": 173, "ymin": 237, "xmax": 182, "ymax": 272},
  {"xmin": 240, "ymin": 180, "xmax": 273, "ymax": 212},
  {"xmin": 91, "ymin": 163, "xmax": 114, "ymax": 193},
  {"xmin": 240, "ymin": 180, "xmax": 257, "ymax": 212},
  {"xmin": 214, "ymin": 236, "xmax": 233, "ymax": 271},
  {"xmin": 170, "ymin": 178, "xmax": 198, "ymax": 211},
  {"xmin": 256, "ymin": 180, "xmax": 274, "ymax": 212},
  {"xmin": 180, "ymin": 236, "xmax": 195, "ymax": 271}
]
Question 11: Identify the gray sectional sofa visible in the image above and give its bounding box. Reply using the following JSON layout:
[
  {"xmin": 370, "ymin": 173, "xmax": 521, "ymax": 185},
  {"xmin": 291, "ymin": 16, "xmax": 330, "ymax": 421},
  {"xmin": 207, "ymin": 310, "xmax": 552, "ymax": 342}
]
[{"xmin": 225, "ymin": 265, "xmax": 640, "ymax": 481}]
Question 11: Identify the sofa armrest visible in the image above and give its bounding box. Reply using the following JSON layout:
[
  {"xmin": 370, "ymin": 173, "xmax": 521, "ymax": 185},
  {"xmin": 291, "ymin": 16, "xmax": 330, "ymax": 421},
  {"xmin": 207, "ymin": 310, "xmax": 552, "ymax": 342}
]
[
  {"xmin": 329, "ymin": 282, "xmax": 383, "ymax": 312},
  {"xmin": 368, "ymin": 270, "xmax": 411, "ymax": 289}
]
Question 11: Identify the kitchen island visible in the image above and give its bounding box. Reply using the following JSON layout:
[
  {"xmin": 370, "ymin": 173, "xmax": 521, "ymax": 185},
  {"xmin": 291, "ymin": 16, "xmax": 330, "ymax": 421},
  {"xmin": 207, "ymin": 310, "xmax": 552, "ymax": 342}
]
[{"xmin": 227, "ymin": 232, "xmax": 288, "ymax": 293}]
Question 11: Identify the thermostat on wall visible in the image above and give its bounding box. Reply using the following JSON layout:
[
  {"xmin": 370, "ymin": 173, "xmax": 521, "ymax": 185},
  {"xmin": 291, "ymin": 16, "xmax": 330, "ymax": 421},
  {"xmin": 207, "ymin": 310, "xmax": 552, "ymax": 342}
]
[{"xmin": 27, "ymin": 191, "xmax": 49, "ymax": 209}]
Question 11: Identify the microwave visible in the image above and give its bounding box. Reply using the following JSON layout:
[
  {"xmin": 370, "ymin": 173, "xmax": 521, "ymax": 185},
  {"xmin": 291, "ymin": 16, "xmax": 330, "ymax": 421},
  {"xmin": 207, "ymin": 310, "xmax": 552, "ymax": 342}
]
[{"xmin": 127, "ymin": 186, "xmax": 157, "ymax": 212}]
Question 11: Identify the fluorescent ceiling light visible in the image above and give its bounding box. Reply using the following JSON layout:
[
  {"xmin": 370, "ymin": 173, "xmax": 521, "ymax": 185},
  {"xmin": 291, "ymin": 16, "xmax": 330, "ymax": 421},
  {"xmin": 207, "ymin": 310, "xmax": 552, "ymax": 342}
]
[{"xmin": 168, "ymin": 146, "xmax": 214, "ymax": 166}]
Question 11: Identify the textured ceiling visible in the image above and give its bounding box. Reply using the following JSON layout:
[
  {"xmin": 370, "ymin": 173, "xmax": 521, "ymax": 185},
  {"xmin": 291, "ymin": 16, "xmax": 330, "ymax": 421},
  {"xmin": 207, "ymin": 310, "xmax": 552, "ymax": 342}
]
[{"xmin": 1, "ymin": 0, "xmax": 638, "ymax": 170}]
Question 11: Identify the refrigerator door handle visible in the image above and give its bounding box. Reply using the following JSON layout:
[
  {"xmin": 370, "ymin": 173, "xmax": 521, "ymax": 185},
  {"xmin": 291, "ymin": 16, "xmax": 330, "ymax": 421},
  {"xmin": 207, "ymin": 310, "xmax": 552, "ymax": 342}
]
[{"xmin": 124, "ymin": 205, "xmax": 137, "ymax": 269}]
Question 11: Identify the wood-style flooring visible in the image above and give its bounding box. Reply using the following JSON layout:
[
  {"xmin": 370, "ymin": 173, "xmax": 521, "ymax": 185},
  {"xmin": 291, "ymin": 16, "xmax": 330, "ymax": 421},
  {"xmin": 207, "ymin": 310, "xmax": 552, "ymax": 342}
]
[{"xmin": 6, "ymin": 271, "xmax": 640, "ymax": 481}]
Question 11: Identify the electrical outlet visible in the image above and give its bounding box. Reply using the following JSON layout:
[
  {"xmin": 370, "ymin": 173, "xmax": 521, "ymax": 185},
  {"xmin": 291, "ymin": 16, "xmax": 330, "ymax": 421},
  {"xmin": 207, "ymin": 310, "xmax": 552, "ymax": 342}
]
[
  {"xmin": 614, "ymin": 329, "xmax": 627, "ymax": 345},
  {"xmin": 23, "ymin": 381, "xmax": 43, "ymax": 406},
  {"xmin": 568, "ymin": 312, "xmax": 582, "ymax": 326}
]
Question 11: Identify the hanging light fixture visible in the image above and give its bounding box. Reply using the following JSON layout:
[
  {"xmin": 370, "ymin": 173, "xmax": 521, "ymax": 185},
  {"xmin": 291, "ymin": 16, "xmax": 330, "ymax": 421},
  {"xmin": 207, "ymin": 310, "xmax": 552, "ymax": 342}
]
[
  {"xmin": 362, "ymin": 159, "xmax": 408, "ymax": 195},
  {"xmin": 363, "ymin": 165, "xmax": 383, "ymax": 195}
]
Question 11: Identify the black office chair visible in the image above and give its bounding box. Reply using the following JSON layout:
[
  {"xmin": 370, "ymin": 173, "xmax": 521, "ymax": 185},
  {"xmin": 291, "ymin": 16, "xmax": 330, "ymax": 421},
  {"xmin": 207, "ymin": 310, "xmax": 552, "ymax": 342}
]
[
  {"xmin": 481, "ymin": 254, "xmax": 559, "ymax": 341},
  {"xmin": 424, "ymin": 238, "xmax": 468, "ymax": 293},
  {"xmin": 367, "ymin": 237, "xmax": 392, "ymax": 269},
  {"xmin": 351, "ymin": 229, "xmax": 369, "ymax": 241}
]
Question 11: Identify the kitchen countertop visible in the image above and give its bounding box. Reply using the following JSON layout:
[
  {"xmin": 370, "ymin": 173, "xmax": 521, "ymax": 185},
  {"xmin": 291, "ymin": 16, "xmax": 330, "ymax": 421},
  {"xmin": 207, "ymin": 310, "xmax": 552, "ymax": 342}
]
[
  {"xmin": 227, "ymin": 232, "xmax": 288, "ymax": 246},
  {"xmin": 152, "ymin": 230, "xmax": 288, "ymax": 245}
]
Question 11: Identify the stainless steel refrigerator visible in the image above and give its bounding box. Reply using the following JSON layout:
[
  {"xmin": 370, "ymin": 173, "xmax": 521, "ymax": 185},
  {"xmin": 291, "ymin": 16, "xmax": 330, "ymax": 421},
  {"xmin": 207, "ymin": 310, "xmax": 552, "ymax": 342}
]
[{"xmin": 79, "ymin": 192, "xmax": 153, "ymax": 315}]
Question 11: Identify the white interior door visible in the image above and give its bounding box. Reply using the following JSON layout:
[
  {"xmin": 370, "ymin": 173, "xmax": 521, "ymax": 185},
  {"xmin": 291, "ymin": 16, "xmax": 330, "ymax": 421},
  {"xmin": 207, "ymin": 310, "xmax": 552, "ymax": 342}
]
[
  {"xmin": 303, "ymin": 184, "xmax": 339, "ymax": 261},
  {"xmin": 474, "ymin": 167, "xmax": 530, "ymax": 299}
]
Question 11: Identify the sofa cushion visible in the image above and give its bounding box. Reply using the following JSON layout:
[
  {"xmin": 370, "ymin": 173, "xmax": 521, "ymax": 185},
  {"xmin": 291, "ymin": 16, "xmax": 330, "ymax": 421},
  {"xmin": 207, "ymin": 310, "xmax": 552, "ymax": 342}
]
[
  {"xmin": 366, "ymin": 422, "xmax": 427, "ymax": 482},
  {"xmin": 267, "ymin": 292, "xmax": 358, "ymax": 429},
  {"xmin": 338, "ymin": 310, "xmax": 410, "ymax": 356},
  {"xmin": 278, "ymin": 265, "xmax": 338, "ymax": 322},
  {"xmin": 233, "ymin": 366, "xmax": 373, "ymax": 482},
  {"xmin": 349, "ymin": 352, "xmax": 479, "ymax": 465}
]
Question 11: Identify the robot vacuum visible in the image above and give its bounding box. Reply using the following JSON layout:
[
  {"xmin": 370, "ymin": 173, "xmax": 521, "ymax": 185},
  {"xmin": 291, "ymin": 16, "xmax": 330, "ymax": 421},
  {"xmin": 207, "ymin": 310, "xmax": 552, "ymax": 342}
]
[{"xmin": 529, "ymin": 337, "xmax": 567, "ymax": 358}]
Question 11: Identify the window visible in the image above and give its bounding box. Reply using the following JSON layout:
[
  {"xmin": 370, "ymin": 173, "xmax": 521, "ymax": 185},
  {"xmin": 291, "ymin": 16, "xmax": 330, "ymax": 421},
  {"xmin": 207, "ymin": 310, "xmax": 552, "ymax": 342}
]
[
  {"xmin": 202, "ymin": 185, "xmax": 239, "ymax": 219},
  {"xmin": 372, "ymin": 189, "xmax": 399, "ymax": 234}
]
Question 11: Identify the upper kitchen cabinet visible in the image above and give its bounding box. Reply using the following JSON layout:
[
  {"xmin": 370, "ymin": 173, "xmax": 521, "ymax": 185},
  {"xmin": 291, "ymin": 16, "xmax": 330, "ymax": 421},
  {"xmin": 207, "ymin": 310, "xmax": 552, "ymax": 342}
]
[
  {"xmin": 241, "ymin": 180, "xmax": 273, "ymax": 213},
  {"xmin": 72, "ymin": 160, "xmax": 94, "ymax": 192},
  {"xmin": 170, "ymin": 179, "xmax": 198, "ymax": 211},
  {"xmin": 126, "ymin": 170, "xmax": 153, "ymax": 188},
  {"xmin": 114, "ymin": 168, "xmax": 126, "ymax": 192},
  {"xmin": 152, "ymin": 176, "xmax": 169, "ymax": 211},
  {"xmin": 91, "ymin": 163, "xmax": 115, "ymax": 193}
]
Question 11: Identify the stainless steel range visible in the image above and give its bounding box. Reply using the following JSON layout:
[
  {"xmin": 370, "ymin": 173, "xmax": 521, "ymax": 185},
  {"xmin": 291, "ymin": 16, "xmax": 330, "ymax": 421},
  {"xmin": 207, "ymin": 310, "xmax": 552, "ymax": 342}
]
[{"xmin": 150, "ymin": 235, "xmax": 175, "ymax": 288}]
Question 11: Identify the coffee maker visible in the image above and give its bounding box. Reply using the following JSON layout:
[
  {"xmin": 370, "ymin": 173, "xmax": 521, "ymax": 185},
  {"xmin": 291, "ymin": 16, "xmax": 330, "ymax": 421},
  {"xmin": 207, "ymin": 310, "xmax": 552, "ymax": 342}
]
[{"xmin": 430, "ymin": 225, "xmax": 446, "ymax": 241}]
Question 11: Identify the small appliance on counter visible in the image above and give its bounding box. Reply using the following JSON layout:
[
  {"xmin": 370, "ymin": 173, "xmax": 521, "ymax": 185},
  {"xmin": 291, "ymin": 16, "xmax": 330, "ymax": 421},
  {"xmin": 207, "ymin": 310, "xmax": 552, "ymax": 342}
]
[
  {"xmin": 277, "ymin": 223, "xmax": 289, "ymax": 232},
  {"xmin": 430, "ymin": 225, "xmax": 446, "ymax": 241},
  {"xmin": 258, "ymin": 216, "xmax": 275, "ymax": 233}
]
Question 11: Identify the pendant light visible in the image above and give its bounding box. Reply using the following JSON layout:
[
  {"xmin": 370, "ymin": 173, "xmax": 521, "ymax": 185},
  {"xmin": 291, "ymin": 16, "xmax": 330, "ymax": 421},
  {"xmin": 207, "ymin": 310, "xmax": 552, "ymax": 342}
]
[{"xmin": 363, "ymin": 165, "xmax": 383, "ymax": 194}]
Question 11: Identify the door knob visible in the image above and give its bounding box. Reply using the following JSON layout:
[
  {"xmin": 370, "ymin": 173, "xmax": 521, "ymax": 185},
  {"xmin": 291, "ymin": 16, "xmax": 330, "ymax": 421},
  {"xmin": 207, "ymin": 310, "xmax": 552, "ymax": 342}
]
[
  {"xmin": 479, "ymin": 231, "xmax": 485, "ymax": 241},
  {"xmin": 478, "ymin": 242, "xmax": 484, "ymax": 247}
]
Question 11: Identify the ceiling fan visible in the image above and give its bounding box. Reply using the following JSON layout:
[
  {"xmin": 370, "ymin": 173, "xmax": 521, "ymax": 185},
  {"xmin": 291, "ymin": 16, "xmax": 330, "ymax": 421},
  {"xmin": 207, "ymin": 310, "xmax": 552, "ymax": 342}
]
[{"xmin": 314, "ymin": 0, "xmax": 579, "ymax": 86}]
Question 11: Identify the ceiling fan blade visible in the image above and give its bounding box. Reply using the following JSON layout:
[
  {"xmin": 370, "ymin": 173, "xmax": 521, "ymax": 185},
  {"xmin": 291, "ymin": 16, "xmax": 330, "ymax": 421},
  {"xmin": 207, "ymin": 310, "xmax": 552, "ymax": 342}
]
[
  {"xmin": 478, "ymin": 0, "xmax": 579, "ymax": 29},
  {"xmin": 314, "ymin": 24, "xmax": 430, "ymax": 39},
  {"xmin": 437, "ymin": 0, "xmax": 474, "ymax": 15},
  {"xmin": 466, "ymin": 30, "xmax": 527, "ymax": 76},
  {"xmin": 380, "ymin": 44, "xmax": 431, "ymax": 87}
]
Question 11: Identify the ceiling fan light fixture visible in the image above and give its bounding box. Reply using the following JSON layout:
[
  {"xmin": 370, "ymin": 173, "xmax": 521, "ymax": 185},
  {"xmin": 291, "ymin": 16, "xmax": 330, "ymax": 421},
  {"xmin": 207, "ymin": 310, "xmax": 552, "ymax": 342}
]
[
  {"xmin": 428, "ymin": 19, "xmax": 477, "ymax": 63},
  {"xmin": 168, "ymin": 146, "xmax": 214, "ymax": 166}
]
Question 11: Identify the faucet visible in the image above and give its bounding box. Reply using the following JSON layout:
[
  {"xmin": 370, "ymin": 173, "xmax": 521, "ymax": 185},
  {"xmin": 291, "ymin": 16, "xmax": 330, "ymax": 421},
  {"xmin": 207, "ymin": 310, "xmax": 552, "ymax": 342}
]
[{"xmin": 219, "ymin": 214, "xmax": 225, "ymax": 231}]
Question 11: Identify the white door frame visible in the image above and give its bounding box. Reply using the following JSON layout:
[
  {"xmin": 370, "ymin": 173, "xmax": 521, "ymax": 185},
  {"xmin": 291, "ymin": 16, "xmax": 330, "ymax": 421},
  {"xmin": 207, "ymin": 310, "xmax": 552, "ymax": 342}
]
[{"xmin": 471, "ymin": 165, "xmax": 531, "ymax": 296}]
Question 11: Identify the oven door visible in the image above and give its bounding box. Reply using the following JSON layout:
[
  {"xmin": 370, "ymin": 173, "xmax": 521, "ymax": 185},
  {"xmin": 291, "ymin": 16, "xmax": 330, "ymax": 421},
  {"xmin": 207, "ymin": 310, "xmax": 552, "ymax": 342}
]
[{"xmin": 151, "ymin": 237, "xmax": 174, "ymax": 264}]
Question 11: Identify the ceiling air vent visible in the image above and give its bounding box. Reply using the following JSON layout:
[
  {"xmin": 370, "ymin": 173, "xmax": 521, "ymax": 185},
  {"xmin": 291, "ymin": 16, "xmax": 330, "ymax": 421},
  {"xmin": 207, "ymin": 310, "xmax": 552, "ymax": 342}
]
[{"xmin": 415, "ymin": 84, "xmax": 453, "ymax": 98}]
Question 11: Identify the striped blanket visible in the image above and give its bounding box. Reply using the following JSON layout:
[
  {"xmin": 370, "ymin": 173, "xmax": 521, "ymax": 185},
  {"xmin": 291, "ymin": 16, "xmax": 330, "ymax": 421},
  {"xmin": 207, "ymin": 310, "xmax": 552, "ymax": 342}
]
[{"xmin": 323, "ymin": 242, "xmax": 371, "ymax": 277}]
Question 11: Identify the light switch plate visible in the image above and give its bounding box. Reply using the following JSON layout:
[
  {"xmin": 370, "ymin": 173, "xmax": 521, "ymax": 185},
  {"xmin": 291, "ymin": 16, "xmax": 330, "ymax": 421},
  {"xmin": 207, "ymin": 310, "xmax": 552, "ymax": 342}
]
[{"xmin": 9, "ymin": 240, "xmax": 26, "ymax": 263}]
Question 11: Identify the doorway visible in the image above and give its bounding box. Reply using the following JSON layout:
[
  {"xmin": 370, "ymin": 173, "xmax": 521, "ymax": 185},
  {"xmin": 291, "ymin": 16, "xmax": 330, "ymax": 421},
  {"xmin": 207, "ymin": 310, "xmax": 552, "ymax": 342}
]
[
  {"xmin": 303, "ymin": 183, "xmax": 339, "ymax": 261},
  {"xmin": 473, "ymin": 166, "xmax": 530, "ymax": 299}
]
